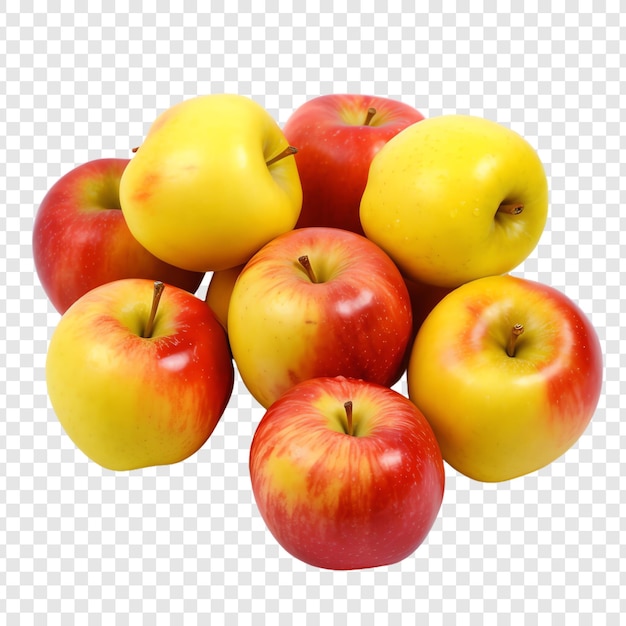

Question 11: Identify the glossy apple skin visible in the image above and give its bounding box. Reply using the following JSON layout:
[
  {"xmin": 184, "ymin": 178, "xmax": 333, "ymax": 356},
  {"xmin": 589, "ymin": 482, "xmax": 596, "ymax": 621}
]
[
  {"xmin": 360, "ymin": 114, "xmax": 549, "ymax": 287},
  {"xmin": 249, "ymin": 376, "xmax": 445, "ymax": 570},
  {"xmin": 228, "ymin": 227, "xmax": 413, "ymax": 408},
  {"xmin": 407, "ymin": 274, "xmax": 603, "ymax": 482},
  {"xmin": 119, "ymin": 94, "xmax": 302, "ymax": 273},
  {"xmin": 45, "ymin": 278, "xmax": 234, "ymax": 471},
  {"xmin": 283, "ymin": 94, "xmax": 424, "ymax": 235},
  {"xmin": 32, "ymin": 158, "xmax": 205, "ymax": 314}
]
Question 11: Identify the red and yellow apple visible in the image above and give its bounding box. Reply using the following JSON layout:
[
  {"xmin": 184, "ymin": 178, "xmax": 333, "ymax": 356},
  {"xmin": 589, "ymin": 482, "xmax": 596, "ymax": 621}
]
[
  {"xmin": 45, "ymin": 278, "xmax": 234, "ymax": 471},
  {"xmin": 407, "ymin": 274, "xmax": 603, "ymax": 482},
  {"xmin": 249, "ymin": 376, "xmax": 445, "ymax": 570},
  {"xmin": 227, "ymin": 227, "xmax": 413, "ymax": 408},
  {"xmin": 119, "ymin": 94, "xmax": 302, "ymax": 273},
  {"xmin": 283, "ymin": 94, "xmax": 424, "ymax": 235},
  {"xmin": 360, "ymin": 114, "xmax": 549, "ymax": 287},
  {"xmin": 32, "ymin": 158, "xmax": 204, "ymax": 314}
]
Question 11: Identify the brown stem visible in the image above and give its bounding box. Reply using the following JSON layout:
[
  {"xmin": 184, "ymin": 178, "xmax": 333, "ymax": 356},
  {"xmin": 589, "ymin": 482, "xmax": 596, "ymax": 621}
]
[
  {"xmin": 131, "ymin": 146, "xmax": 140, "ymax": 153},
  {"xmin": 497, "ymin": 203, "xmax": 524, "ymax": 215},
  {"xmin": 298, "ymin": 255, "xmax": 318, "ymax": 283},
  {"xmin": 266, "ymin": 145, "xmax": 297, "ymax": 167},
  {"xmin": 143, "ymin": 281, "xmax": 165, "ymax": 338},
  {"xmin": 363, "ymin": 107, "xmax": 377, "ymax": 126},
  {"xmin": 344, "ymin": 400, "xmax": 354, "ymax": 436},
  {"xmin": 506, "ymin": 323, "xmax": 524, "ymax": 357}
]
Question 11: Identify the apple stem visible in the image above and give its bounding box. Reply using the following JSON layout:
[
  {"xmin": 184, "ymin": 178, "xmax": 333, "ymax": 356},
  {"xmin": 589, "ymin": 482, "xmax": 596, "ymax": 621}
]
[
  {"xmin": 344, "ymin": 400, "xmax": 354, "ymax": 436},
  {"xmin": 298, "ymin": 255, "xmax": 318, "ymax": 283},
  {"xmin": 506, "ymin": 323, "xmax": 524, "ymax": 357},
  {"xmin": 363, "ymin": 107, "xmax": 377, "ymax": 126},
  {"xmin": 266, "ymin": 145, "xmax": 298, "ymax": 167},
  {"xmin": 497, "ymin": 203, "xmax": 524, "ymax": 215},
  {"xmin": 143, "ymin": 281, "xmax": 165, "ymax": 339}
]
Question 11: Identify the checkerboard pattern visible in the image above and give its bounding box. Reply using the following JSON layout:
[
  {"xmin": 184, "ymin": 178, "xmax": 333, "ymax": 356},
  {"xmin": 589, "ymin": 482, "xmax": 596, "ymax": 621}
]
[{"xmin": 2, "ymin": 4, "xmax": 624, "ymax": 624}]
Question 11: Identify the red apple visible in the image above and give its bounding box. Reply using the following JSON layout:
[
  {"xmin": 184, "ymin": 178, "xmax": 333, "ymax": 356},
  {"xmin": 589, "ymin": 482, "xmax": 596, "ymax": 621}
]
[
  {"xmin": 404, "ymin": 276, "xmax": 454, "ymax": 338},
  {"xmin": 45, "ymin": 279, "xmax": 234, "ymax": 471},
  {"xmin": 398, "ymin": 276, "xmax": 454, "ymax": 375},
  {"xmin": 33, "ymin": 158, "xmax": 205, "ymax": 314},
  {"xmin": 227, "ymin": 227, "xmax": 413, "ymax": 408},
  {"xmin": 249, "ymin": 376, "xmax": 445, "ymax": 570},
  {"xmin": 283, "ymin": 94, "xmax": 424, "ymax": 235},
  {"xmin": 407, "ymin": 274, "xmax": 604, "ymax": 482}
]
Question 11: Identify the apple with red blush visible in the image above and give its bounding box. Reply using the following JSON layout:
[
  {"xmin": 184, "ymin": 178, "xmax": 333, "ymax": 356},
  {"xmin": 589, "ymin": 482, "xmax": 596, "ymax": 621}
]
[
  {"xmin": 249, "ymin": 376, "xmax": 445, "ymax": 570},
  {"xmin": 33, "ymin": 158, "xmax": 205, "ymax": 314},
  {"xmin": 227, "ymin": 227, "xmax": 413, "ymax": 408},
  {"xmin": 283, "ymin": 94, "xmax": 424, "ymax": 235}
]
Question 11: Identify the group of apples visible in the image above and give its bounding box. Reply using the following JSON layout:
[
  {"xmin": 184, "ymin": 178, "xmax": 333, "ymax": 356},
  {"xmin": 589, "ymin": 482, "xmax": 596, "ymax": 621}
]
[{"xmin": 33, "ymin": 93, "xmax": 603, "ymax": 571}]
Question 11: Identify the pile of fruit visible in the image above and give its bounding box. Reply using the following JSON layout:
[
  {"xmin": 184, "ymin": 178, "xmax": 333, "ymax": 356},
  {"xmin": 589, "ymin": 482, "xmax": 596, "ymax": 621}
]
[{"xmin": 33, "ymin": 93, "xmax": 603, "ymax": 571}]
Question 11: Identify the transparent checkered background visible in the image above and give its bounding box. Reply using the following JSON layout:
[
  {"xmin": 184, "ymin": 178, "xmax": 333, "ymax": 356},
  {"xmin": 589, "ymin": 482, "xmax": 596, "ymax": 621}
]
[{"xmin": 2, "ymin": 3, "xmax": 624, "ymax": 624}]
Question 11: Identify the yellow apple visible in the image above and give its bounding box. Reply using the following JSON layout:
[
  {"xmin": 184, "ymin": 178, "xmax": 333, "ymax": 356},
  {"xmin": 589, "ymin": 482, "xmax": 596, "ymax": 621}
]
[
  {"xmin": 360, "ymin": 114, "xmax": 549, "ymax": 288},
  {"xmin": 204, "ymin": 265, "xmax": 244, "ymax": 332},
  {"xmin": 119, "ymin": 94, "xmax": 302, "ymax": 273}
]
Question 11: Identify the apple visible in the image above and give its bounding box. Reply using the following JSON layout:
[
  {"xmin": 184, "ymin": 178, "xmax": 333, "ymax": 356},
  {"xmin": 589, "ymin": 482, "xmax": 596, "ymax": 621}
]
[
  {"xmin": 407, "ymin": 274, "xmax": 603, "ymax": 482},
  {"xmin": 227, "ymin": 226, "xmax": 413, "ymax": 408},
  {"xmin": 45, "ymin": 278, "xmax": 234, "ymax": 471},
  {"xmin": 283, "ymin": 94, "xmax": 424, "ymax": 235},
  {"xmin": 404, "ymin": 275, "xmax": 453, "ymax": 342},
  {"xmin": 32, "ymin": 158, "xmax": 205, "ymax": 314},
  {"xmin": 398, "ymin": 276, "xmax": 453, "ymax": 374},
  {"xmin": 360, "ymin": 114, "xmax": 549, "ymax": 288},
  {"xmin": 249, "ymin": 376, "xmax": 445, "ymax": 570},
  {"xmin": 204, "ymin": 265, "xmax": 245, "ymax": 332},
  {"xmin": 119, "ymin": 94, "xmax": 302, "ymax": 273}
]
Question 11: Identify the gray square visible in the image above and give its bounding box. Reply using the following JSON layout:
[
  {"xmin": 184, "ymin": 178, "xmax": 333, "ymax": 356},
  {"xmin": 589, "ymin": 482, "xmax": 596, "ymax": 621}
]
[{"xmin": 2, "ymin": 4, "xmax": 624, "ymax": 624}]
